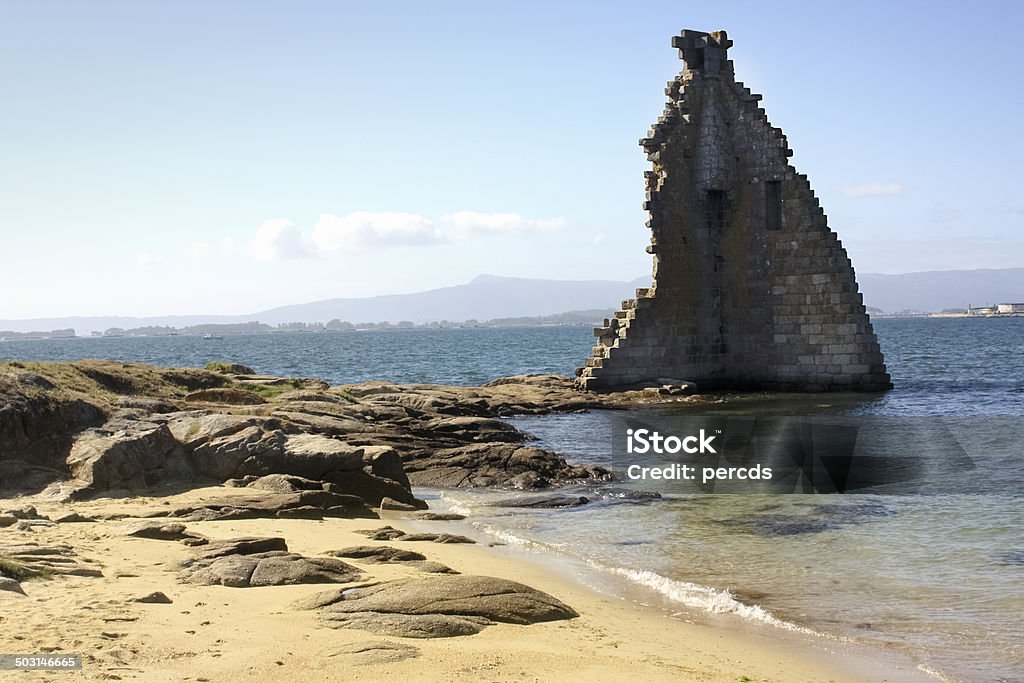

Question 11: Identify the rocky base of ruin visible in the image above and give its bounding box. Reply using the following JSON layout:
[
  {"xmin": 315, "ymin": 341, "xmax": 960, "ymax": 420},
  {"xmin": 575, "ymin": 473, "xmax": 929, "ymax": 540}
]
[{"xmin": 0, "ymin": 360, "xmax": 686, "ymax": 502}]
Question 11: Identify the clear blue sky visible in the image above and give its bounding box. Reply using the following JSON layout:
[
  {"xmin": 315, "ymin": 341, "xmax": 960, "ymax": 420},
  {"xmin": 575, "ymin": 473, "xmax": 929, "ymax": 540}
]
[{"xmin": 2, "ymin": 0, "xmax": 1021, "ymax": 318}]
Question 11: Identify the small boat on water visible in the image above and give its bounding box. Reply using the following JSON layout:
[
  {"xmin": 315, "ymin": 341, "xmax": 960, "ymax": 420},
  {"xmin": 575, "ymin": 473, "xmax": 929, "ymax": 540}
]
[{"xmin": 202, "ymin": 334, "xmax": 223, "ymax": 340}]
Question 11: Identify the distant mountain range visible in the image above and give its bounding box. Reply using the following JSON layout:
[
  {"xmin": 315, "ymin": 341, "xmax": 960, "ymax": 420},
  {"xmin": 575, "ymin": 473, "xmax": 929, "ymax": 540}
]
[{"xmin": 2, "ymin": 269, "xmax": 1023, "ymax": 336}]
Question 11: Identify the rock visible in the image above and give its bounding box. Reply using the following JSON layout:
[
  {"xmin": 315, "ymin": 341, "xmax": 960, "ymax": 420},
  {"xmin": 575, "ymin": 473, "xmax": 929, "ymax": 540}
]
[
  {"xmin": 60, "ymin": 419, "xmax": 193, "ymax": 500},
  {"xmin": 488, "ymin": 495, "xmax": 590, "ymax": 508},
  {"xmin": 0, "ymin": 543, "xmax": 103, "ymax": 577},
  {"xmin": 181, "ymin": 537, "xmax": 363, "ymax": 588},
  {"xmin": 331, "ymin": 640, "xmax": 420, "ymax": 665},
  {"xmin": 184, "ymin": 388, "xmax": 267, "ymax": 405},
  {"xmin": 354, "ymin": 526, "xmax": 406, "ymax": 541},
  {"xmin": 0, "ymin": 368, "xmax": 106, "ymax": 491},
  {"xmin": 330, "ymin": 546, "xmax": 427, "ymax": 563},
  {"xmin": 401, "ymin": 533, "xmax": 475, "ymax": 544},
  {"xmin": 16, "ymin": 519, "xmax": 54, "ymax": 530},
  {"xmin": 298, "ymin": 575, "xmax": 578, "ymax": 638},
  {"xmin": 205, "ymin": 362, "xmax": 256, "ymax": 375},
  {"xmin": 133, "ymin": 591, "xmax": 173, "ymax": 604},
  {"xmin": 113, "ymin": 396, "xmax": 180, "ymax": 413},
  {"xmin": 162, "ymin": 490, "xmax": 377, "ymax": 522},
  {"xmin": 0, "ymin": 576, "xmax": 26, "ymax": 595},
  {"xmin": 379, "ymin": 497, "xmax": 420, "ymax": 512},
  {"xmin": 126, "ymin": 522, "xmax": 207, "ymax": 544},
  {"xmin": 4, "ymin": 360, "xmax": 626, "ymax": 506},
  {"xmin": 3, "ymin": 505, "xmax": 44, "ymax": 520},
  {"xmin": 414, "ymin": 561, "xmax": 458, "ymax": 574},
  {"xmin": 245, "ymin": 473, "xmax": 327, "ymax": 494},
  {"xmin": 321, "ymin": 612, "xmax": 491, "ymax": 638},
  {"xmin": 54, "ymin": 512, "xmax": 96, "ymax": 523},
  {"xmin": 404, "ymin": 443, "xmax": 610, "ymax": 489},
  {"xmin": 0, "ymin": 515, "xmax": 17, "ymax": 527},
  {"xmin": 353, "ymin": 527, "xmax": 475, "ymax": 544},
  {"xmin": 186, "ymin": 537, "xmax": 288, "ymax": 562},
  {"xmin": 413, "ymin": 512, "xmax": 466, "ymax": 521}
]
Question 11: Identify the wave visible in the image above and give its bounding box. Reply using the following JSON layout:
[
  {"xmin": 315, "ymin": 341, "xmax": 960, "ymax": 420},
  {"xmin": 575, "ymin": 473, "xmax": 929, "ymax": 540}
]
[{"xmin": 588, "ymin": 563, "xmax": 820, "ymax": 635}]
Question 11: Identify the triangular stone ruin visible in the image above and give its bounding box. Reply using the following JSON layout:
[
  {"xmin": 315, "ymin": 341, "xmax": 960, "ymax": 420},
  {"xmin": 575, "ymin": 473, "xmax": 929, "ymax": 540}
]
[{"xmin": 576, "ymin": 29, "xmax": 892, "ymax": 392}]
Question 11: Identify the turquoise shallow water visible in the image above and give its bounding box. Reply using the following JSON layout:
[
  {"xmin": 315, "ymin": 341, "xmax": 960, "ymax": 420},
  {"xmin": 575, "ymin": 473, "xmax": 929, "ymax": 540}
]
[{"xmin": 3, "ymin": 318, "xmax": 1023, "ymax": 682}]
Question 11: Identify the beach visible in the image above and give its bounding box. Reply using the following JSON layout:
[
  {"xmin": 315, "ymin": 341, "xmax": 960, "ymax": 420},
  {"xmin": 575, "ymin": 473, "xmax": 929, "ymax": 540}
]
[
  {"xmin": 1, "ymin": 485, "xmax": 936, "ymax": 683},
  {"xmin": 2, "ymin": 322, "xmax": 1022, "ymax": 682}
]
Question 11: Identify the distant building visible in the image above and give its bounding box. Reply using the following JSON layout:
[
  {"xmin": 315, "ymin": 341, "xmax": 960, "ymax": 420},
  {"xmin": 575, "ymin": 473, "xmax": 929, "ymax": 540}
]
[{"xmin": 967, "ymin": 304, "xmax": 1024, "ymax": 316}]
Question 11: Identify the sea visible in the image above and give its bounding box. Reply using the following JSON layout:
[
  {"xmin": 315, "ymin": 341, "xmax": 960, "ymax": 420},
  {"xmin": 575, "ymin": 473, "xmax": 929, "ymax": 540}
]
[{"xmin": 2, "ymin": 318, "xmax": 1022, "ymax": 682}]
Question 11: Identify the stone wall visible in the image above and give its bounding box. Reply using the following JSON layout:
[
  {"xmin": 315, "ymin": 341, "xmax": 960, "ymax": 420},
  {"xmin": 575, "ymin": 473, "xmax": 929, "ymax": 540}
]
[{"xmin": 577, "ymin": 29, "xmax": 892, "ymax": 392}]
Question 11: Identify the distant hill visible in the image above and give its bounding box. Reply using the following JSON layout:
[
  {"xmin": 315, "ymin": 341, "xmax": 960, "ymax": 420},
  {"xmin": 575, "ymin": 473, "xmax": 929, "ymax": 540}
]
[
  {"xmin": 251, "ymin": 275, "xmax": 650, "ymax": 326},
  {"xmin": 0, "ymin": 275, "xmax": 650, "ymax": 335},
  {"xmin": 2, "ymin": 269, "xmax": 1023, "ymax": 336}
]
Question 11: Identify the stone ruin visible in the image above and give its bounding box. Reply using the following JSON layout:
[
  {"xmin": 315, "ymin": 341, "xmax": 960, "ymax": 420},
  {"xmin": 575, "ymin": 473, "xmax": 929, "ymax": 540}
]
[{"xmin": 576, "ymin": 29, "xmax": 892, "ymax": 392}]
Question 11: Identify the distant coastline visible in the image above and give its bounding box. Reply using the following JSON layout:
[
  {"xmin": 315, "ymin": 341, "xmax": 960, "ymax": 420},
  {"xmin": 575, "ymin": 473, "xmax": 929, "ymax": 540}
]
[
  {"xmin": 1, "ymin": 310, "xmax": 610, "ymax": 340},
  {"xmin": 9, "ymin": 307, "xmax": 1024, "ymax": 340}
]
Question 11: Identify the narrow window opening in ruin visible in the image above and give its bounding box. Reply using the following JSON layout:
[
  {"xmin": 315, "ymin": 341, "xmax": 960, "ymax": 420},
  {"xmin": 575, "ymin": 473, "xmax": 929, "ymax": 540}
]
[
  {"xmin": 765, "ymin": 181, "xmax": 782, "ymax": 231},
  {"xmin": 704, "ymin": 190, "xmax": 727, "ymax": 232},
  {"xmin": 688, "ymin": 47, "xmax": 705, "ymax": 70}
]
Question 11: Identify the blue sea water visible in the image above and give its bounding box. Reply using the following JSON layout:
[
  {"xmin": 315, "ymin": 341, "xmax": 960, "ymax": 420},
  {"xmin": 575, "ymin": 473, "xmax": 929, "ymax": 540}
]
[{"xmin": 3, "ymin": 318, "xmax": 1022, "ymax": 682}]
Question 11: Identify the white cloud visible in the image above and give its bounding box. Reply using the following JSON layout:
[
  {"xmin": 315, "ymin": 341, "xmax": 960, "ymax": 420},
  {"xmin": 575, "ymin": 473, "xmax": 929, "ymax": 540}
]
[
  {"xmin": 248, "ymin": 219, "xmax": 312, "ymax": 261},
  {"xmin": 246, "ymin": 210, "xmax": 567, "ymax": 260},
  {"xmin": 840, "ymin": 182, "xmax": 905, "ymax": 198},
  {"xmin": 441, "ymin": 211, "xmax": 565, "ymax": 237},
  {"xmin": 135, "ymin": 251, "xmax": 162, "ymax": 266},
  {"xmin": 592, "ymin": 234, "xmax": 606, "ymax": 246},
  {"xmin": 312, "ymin": 212, "xmax": 443, "ymax": 253},
  {"xmin": 190, "ymin": 241, "xmax": 212, "ymax": 260}
]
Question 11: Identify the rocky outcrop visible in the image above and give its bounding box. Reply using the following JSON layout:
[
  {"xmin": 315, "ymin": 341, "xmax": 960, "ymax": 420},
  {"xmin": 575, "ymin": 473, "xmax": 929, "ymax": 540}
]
[
  {"xmin": 125, "ymin": 522, "xmax": 208, "ymax": 545},
  {"xmin": 61, "ymin": 419, "xmax": 193, "ymax": 500},
  {"xmin": 157, "ymin": 490, "xmax": 378, "ymax": 521},
  {"xmin": 179, "ymin": 537, "xmax": 364, "ymax": 588},
  {"xmin": 298, "ymin": 575, "xmax": 578, "ymax": 638},
  {"xmin": 329, "ymin": 546, "xmax": 456, "ymax": 574},
  {"xmin": 1, "ymin": 361, "xmax": 635, "ymax": 507},
  {"xmin": 0, "ymin": 543, "xmax": 103, "ymax": 578},
  {"xmin": 354, "ymin": 526, "xmax": 475, "ymax": 544},
  {"xmin": 330, "ymin": 641, "xmax": 420, "ymax": 665}
]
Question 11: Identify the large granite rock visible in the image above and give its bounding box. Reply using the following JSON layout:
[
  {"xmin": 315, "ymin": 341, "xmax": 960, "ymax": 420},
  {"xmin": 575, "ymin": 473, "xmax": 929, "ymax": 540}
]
[
  {"xmin": 180, "ymin": 536, "xmax": 363, "ymax": 588},
  {"xmin": 0, "ymin": 368, "xmax": 106, "ymax": 491},
  {"xmin": 354, "ymin": 526, "xmax": 475, "ymax": 544},
  {"xmin": 59, "ymin": 418, "xmax": 193, "ymax": 500},
  {"xmin": 160, "ymin": 490, "xmax": 378, "ymax": 521},
  {"xmin": 297, "ymin": 575, "xmax": 578, "ymax": 638}
]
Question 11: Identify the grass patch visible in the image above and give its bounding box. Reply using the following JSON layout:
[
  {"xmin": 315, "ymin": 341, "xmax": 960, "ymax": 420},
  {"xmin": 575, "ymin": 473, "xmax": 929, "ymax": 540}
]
[
  {"xmin": 0, "ymin": 558, "xmax": 34, "ymax": 581},
  {"xmin": 242, "ymin": 379, "xmax": 304, "ymax": 400},
  {"xmin": 204, "ymin": 362, "xmax": 235, "ymax": 374},
  {"xmin": 334, "ymin": 388, "xmax": 359, "ymax": 403}
]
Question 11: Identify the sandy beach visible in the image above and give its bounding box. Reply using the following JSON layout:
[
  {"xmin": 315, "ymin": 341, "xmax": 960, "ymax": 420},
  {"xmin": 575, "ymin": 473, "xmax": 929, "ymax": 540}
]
[{"xmin": 0, "ymin": 486, "xmax": 937, "ymax": 683}]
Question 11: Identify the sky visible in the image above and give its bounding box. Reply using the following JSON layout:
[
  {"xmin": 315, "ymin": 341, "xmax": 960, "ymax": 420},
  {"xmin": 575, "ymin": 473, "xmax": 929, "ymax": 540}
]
[{"xmin": 2, "ymin": 0, "xmax": 1022, "ymax": 318}]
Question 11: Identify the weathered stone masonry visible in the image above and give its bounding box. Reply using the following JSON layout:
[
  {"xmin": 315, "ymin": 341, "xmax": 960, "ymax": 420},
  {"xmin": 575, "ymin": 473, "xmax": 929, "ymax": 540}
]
[{"xmin": 577, "ymin": 29, "xmax": 892, "ymax": 392}]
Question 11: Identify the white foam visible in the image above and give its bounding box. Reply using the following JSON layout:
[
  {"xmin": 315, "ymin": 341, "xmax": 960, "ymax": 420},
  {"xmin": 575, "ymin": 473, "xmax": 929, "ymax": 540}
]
[
  {"xmin": 436, "ymin": 492, "xmax": 474, "ymax": 517},
  {"xmin": 475, "ymin": 524, "xmax": 568, "ymax": 552},
  {"xmin": 915, "ymin": 663, "xmax": 956, "ymax": 682},
  {"xmin": 589, "ymin": 563, "xmax": 819, "ymax": 635}
]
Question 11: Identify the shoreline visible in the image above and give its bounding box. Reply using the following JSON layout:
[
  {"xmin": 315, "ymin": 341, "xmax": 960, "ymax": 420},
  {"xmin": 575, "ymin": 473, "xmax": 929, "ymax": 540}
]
[
  {"xmin": 411, "ymin": 490, "xmax": 944, "ymax": 683},
  {"xmin": 1, "ymin": 486, "xmax": 940, "ymax": 682}
]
